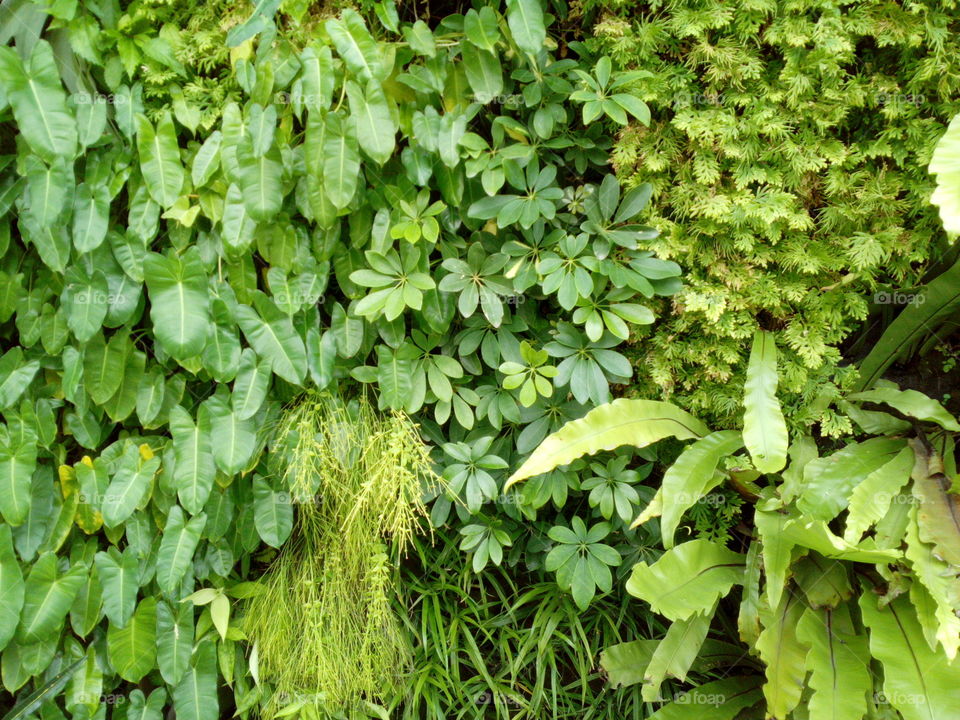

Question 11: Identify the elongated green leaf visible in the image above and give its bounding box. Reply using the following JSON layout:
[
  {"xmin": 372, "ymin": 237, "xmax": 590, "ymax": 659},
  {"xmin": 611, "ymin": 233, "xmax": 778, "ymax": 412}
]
[
  {"xmin": 107, "ymin": 596, "xmax": 156, "ymax": 682},
  {"xmin": 0, "ymin": 441, "xmax": 35, "ymax": 526},
  {"xmin": 756, "ymin": 593, "xmax": 808, "ymax": 719},
  {"xmin": 205, "ymin": 394, "xmax": 257, "ymax": 475},
  {"xmin": 857, "ymin": 255, "xmax": 960, "ymax": 389},
  {"xmin": 157, "ymin": 507, "xmax": 206, "ymax": 595},
  {"xmin": 0, "ymin": 348, "xmax": 40, "ymax": 410},
  {"xmin": 237, "ymin": 140, "xmax": 283, "ymax": 222},
  {"xmin": 460, "ymin": 43, "xmax": 503, "ymax": 104},
  {"xmin": 0, "ymin": 525, "xmax": 24, "ymax": 651},
  {"xmin": 660, "ymin": 430, "xmax": 743, "ymax": 548},
  {"xmin": 625, "ymin": 539, "xmax": 745, "ymax": 621},
  {"xmin": 799, "ymin": 437, "xmax": 907, "ymax": 521},
  {"xmin": 644, "ymin": 676, "xmax": 763, "ymax": 720},
  {"xmin": 929, "ymin": 113, "xmax": 960, "ymax": 234},
  {"xmin": 849, "ymin": 387, "xmax": 960, "ymax": 431},
  {"xmin": 347, "ymin": 79, "xmax": 395, "ymax": 165},
  {"xmin": 157, "ymin": 600, "xmax": 194, "ymax": 685},
  {"xmin": 0, "ymin": 42, "xmax": 77, "ymax": 163},
  {"xmin": 191, "ymin": 130, "xmax": 222, "ymax": 187},
  {"xmin": 136, "ymin": 111, "xmax": 184, "ymax": 209},
  {"xmin": 508, "ymin": 399, "xmax": 709, "ymax": 487},
  {"xmin": 742, "ymin": 330, "xmax": 787, "ymax": 473},
  {"xmin": 173, "ymin": 641, "xmax": 219, "ymax": 720},
  {"xmin": 860, "ymin": 592, "xmax": 960, "ymax": 720},
  {"xmin": 904, "ymin": 509, "xmax": 960, "ymax": 661},
  {"xmin": 252, "ymin": 476, "xmax": 293, "ymax": 548},
  {"xmin": 322, "ymin": 113, "xmax": 360, "ymax": 210},
  {"xmin": 101, "ymin": 444, "xmax": 160, "ymax": 528},
  {"xmin": 93, "ymin": 548, "xmax": 139, "ymax": 628},
  {"xmin": 506, "ymin": 0, "xmax": 546, "ymax": 55},
  {"xmin": 642, "ymin": 609, "xmax": 713, "ymax": 702},
  {"xmin": 17, "ymin": 553, "xmax": 85, "ymax": 643},
  {"xmin": 143, "ymin": 248, "xmax": 211, "ymax": 360},
  {"xmin": 599, "ymin": 639, "xmax": 660, "ymax": 688},
  {"xmin": 844, "ymin": 445, "xmax": 914, "ymax": 543},
  {"xmin": 235, "ymin": 294, "xmax": 307, "ymax": 385},
  {"xmin": 753, "ymin": 507, "xmax": 794, "ymax": 609},
  {"xmin": 232, "ymin": 348, "xmax": 271, "ymax": 420},
  {"xmin": 325, "ymin": 9, "xmax": 383, "ymax": 82}
]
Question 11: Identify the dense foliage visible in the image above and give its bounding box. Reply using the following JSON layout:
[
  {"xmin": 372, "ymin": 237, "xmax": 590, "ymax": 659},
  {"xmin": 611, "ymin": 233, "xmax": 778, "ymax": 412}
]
[
  {"xmin": 584, "ymin": 0, "xmax": 960, "ymax": 427},
  {"xmin": 510, "ymin": 333, "xmax": 960, "ymax": 719},
  {"xmin": 1, "ymin": 0, "xmax": 959, "ymax": 719}
]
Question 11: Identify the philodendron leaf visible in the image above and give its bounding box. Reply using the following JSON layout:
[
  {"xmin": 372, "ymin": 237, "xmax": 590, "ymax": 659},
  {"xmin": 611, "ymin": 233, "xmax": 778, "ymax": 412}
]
[
  {"xmin": 660, "ymin": 430, "xmax": 743, "ymax": 548},
  {"xmin": 101, "ymin": 444, "xmax": 160, "ymax": 528},
  {"xmin": 756, "ymin": 592, "xmax": 807, "ymax": 719},
  {"xmin": 0, "ymin": 440, "xmax": 36, "ymax": 526},
  {"xmin": 742, "ymin": 330, "xmax": 787, "ymax": 474},
  {"xmin": 126, "ymin": 688, "xmax": 168, "ymax": 720},
  {"xmin": 170, "ymin": 405, "xmax": 216, "ymax": 515},
  {"xmin": 17, "ymin": 553, "xmax": 86, "ymax": 643},
  {"xmin": 156, "ymin": 600, "xmax": 193, "ymax": 685},
  {"xmin": 795, "ymin": 604, "xmax": 871, "ymax": 720},
  {"xmin": 929, "ymin": 113, "xmax": 960, "ymax": 234},
  {"xmin": 0, "ymin": 42, "xmax": 77, "ymax": 163},
  {"xmin": 205, "ymin": 394, "xmax": 257, "ymax": 475},
  {"xmin": 252, "ymin": 476, "xmax": 293, "ymax": 548},
  {"xmin": 507, "ymin": 399, "xmax": 709, "ymax": 487},
  {"xmin": 625, "ymin": 539, "xmax": 745, "ymax": 622},
  {"xmin": 325, "ymin": 9, "xmax": 383, "ymax": 83},
  {"xmin": 173, "ymin": 640, "xmax": 219, "ymax": 720},
  {"xmin": 93, "ymin": 547, "xmax": 139, "ymax": 628},
  {"xmin": 135, "ymin": 111, "xmax": 184, "ymax": 209},
  {"xmin": 235, "ymin": 293, "xmax": 307, "ymax": 385},
  {"xmin": 157, "ymin": 506, "xmax": 206, "ymax": 595},
  {"xmin": 143, "ymin": 248, "xmax": 212, "ymax": 360},
  {"xmin": 107, "ymin": 596, "xmax": 157, "ymax": 682},
  {"xmin": 860, "ymin": 592, "xmax": 960, "ymax": 720},
  {"xmin": 0, "ymin": 525, "xmax": 24, "ymax": 651}
]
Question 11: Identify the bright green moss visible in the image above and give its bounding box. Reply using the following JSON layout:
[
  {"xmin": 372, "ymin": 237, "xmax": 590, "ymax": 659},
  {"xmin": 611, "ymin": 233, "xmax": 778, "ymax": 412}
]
[{"xmin": 580, "ymin": 0, "xmax": 960, "ymax": 430}]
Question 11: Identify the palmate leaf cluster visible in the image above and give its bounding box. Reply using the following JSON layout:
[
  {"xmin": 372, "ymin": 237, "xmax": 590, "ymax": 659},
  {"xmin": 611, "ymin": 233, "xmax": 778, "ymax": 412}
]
[
  {"xmin": 0, "ymin": 0, "xmax": 687, "ymax": 717},
  {"xmin": 510, "ymin": 332, "xmax": 960, "ymax": 720},
  {"xmin": 583, "ymin": 0, "xmax": 960, "ymax": 427}
]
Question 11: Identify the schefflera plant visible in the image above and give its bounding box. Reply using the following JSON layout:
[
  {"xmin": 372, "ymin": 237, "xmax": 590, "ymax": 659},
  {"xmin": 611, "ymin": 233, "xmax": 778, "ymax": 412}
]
[{"xmin": 505, "ymin": 331, "xmax": 960, "ymax": 720}]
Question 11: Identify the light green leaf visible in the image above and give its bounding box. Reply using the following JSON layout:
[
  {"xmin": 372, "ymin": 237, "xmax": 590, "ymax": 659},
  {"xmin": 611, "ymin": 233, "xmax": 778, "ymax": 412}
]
[
  {"xmin": 17, "ymin": 553, "xmax": 85, "ymax": 643},
  {"xmin": 756, "ymin": 592, "xmax": 808, "ymax": 720},
  {"xmin": 844, "ymin": 445, "xmax": 914, "ymax": 543},
  {"xmin": 101, "ymin": 444, "xmax": 160, "ymax": 528},
  {"xmin": 347, "ymin": 79, "xmax": 395, "ymax": 165},
  {"xmin": 253, "ymin": 476, "xmax": 293, "ymax": 548},
  {"xmin": 660, "ymin": 430, "xmax": 743, "ymax": 548},
  {"xmin": 325, "ymin": 9, "xmax": 383, "ymax": 82},
  {"xmin": 929, "ymin": 113, "xmax": 960, "ymax": 234},
  {"xmin": 205, "ymin": 394, "xmax": 257, "ymax": 475},
  {"xmin": 0, "ymin": 441, "xmax": 35, "ymax": 527},
  {"xmin": 860, "ymin": 592, "xmax": 960, "ymax": 720},
  {"xmin": 135, "ymin": 111, "xmax": 184, "ymax": 209},
  {"xmin": 848, "ymin": 387, "xmax": 960, "ymax": 431},
  {"xmin": 460, "ymin": 43, "xmax": 503, "ymax": 104},
  {"xmin": 642, "ymin": 609, "xmax": 713, "ymax": 702},
  {"xmin": 322, "ymin": 113, "xmax": 360, "ymax": 210},
  {"xmin": 0, "ymin": 348, "xmax": 40, "ymax": 410},
  {"xmin": 170, "ymin": 405, "xmax": 215, "ymax": 515},
  {"xmin": 235, "ymin": 293, "xmax": 307, "ymax": 385},
  {"xmin": 0, "ymin": 42, "xmax": 77, "ymax": 163},
  {"xmin": 143, "ymin": 248, "xmax": 211, "ymax": 360},
  {"xmin": 0, "ymin": 525, "xmax": 24, "ymax": 651},
  {"xmin": 742, "ymin": 330, "xmax": 787, "ymax": 473},
  {"xmin": 107, "ymin": 596, "xmax": 157, "ymax": 682},
  {"xmin": 93, "ymin": 547, "xmax": 139, "ymax": 629},
  {"xmin": 232, "ymin": 348, "xmax": 271, "ymax": 420},
  {"xmin": 173, "ymin": 641, "xmax": 219, "ymax": 720},
  {"xmin": 508, "ymin": 399, "xmax": 709, "ymax": 487},
  {"xmin": 625, "ymin": 539, "xmax": 745, "ymax": 621},
  {"xmin": 157, "ymin": 506, "xmax": 206, "ymax": 595},
  {"xmin": 157, "ymin": 600, "xmax": 193, "ymax": 685},
  {"xmin": 506, "ymin": 0, "xmax": 546, "ymax": 55},
  {"xmin": 237, "ymin": 140, "xmax": 283, "ymax": 222}
]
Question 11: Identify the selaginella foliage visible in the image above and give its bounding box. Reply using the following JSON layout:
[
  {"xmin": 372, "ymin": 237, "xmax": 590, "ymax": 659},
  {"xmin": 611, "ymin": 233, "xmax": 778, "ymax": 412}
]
[
  {"xmin": 509, "ymin": 331, "xmax": 960, "ymax": 720},
  {"xmin": 582, "ymin": 0, "xmax": 960, "ymax": 428},
  {"xmin": 0, "ymin": 0, "xmax": 685, "ymax": 717}
]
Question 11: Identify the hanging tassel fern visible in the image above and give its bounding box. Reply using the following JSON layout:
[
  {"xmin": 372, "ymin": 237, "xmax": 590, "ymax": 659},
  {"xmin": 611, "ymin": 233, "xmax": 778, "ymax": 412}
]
[{"xmin": 244, "ymin": 393, "xmax": 435, "ymax": 717}]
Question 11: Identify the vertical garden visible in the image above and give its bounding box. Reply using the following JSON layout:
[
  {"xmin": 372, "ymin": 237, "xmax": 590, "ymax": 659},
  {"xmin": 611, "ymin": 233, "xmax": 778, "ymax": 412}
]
[{"xmin": 0, "ymin": 0, "xmax": 958, "ymax": 718}]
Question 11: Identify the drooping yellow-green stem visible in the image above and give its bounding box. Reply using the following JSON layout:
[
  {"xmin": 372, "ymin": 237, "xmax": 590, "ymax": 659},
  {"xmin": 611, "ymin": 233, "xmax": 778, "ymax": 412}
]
[{"xmin": 244, "ymin": 393, "xmax": 435, "ymax": 717}]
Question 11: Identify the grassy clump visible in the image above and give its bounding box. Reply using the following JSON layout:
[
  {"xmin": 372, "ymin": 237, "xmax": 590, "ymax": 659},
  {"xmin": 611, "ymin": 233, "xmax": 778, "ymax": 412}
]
[{"xmin": 245, "ymin": 393, "xmax": 435, "ymax": 716}]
